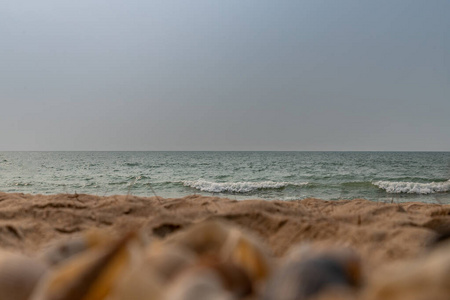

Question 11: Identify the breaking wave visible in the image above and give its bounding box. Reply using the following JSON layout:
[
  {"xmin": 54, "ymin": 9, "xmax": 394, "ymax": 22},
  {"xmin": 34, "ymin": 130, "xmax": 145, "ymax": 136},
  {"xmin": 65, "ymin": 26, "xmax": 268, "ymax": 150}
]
[
  {"xmin": 373, "ymin": 180, "xmax": 450, "ymax": 194},
  {"xmin": 182, "ymin": 180, "xmax": 308, "ymax": 193}
]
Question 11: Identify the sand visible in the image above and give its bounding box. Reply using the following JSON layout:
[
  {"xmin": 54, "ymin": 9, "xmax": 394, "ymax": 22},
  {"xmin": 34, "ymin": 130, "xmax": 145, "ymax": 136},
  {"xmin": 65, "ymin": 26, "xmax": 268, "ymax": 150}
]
[{"xmin": 1, "ymin": 191, "xmax": 449, "ymax": 273}]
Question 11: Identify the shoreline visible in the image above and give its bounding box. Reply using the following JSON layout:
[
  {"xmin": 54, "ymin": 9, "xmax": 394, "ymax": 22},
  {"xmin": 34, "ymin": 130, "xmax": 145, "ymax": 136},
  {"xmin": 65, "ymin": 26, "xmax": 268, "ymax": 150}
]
[{"xmin": 1, "ymin": 192, "xmax": 450, "ymax": 299}]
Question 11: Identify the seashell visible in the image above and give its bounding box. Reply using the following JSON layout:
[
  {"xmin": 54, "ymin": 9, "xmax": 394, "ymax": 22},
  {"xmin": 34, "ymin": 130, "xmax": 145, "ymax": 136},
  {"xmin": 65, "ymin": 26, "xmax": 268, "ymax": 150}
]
[
  {"xmin": 108, "ymin": 243, "xmax": 195, "ymax": 300},
  {"xmin": 144, "ymin": 242, "xmax": 197, "ymax": 283},
  {"xmin": 166, "ymin": 221, "xmax": 230, "ymax": 255},
  {"xmin": 30, "ymin": 231, "xmax": 143, "ymax": 300},
  {"xmin": 196, "ymin": 257, "xmax": 253, "ymax": 297},
  {"xmin": 40, "ymin": 230, "xmax": 114, "ymax": 266},
  {"xmin": 108, "ymin": 263, "xmax": 163, "ymax": 300},
  {"xmin": 164, "ymin": 267, "xmax": 236, "ymax": 300},
  {"xmin": 262, "ymin": 246, "xmax": 362, "ymax": 300},
  {"xmin": 167, "ymin": 220, "xmax": 272, "ymax": 283},
  {"xmin": 0, "ymin": 250, "xmax": 48, "ymax": 300},
  {"xmin": 221, "ymin": 227, "xmax": 272, "ymax": 283}
]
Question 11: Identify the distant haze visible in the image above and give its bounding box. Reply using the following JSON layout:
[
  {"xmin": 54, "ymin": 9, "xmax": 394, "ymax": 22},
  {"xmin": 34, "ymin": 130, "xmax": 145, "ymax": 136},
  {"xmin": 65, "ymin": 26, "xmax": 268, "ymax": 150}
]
[{"xmin": 1, "ymin": 0, "xmax": 449, "ymax": 151}]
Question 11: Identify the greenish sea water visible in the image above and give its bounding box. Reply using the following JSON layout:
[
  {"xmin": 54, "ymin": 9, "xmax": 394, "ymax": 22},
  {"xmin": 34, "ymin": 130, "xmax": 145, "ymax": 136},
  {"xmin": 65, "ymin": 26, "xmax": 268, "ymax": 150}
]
[{"xmin": 0, "ymin": 152, "xmax": 449, "ymax": 203}]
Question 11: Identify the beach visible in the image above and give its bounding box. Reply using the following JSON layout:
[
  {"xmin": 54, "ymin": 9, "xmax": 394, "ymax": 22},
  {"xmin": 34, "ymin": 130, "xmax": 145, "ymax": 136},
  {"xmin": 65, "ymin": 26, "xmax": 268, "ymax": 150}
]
[
  {"xmin": 1, "ymin": 192, "xmax": 449, "ymax": 299},
  {"xmin": 1, "ymin": 192, "xmax": 445, "ymax": 261},
  {"xmin": 3, "ymin": 0, "xmax": 449, "ymax": 298}
]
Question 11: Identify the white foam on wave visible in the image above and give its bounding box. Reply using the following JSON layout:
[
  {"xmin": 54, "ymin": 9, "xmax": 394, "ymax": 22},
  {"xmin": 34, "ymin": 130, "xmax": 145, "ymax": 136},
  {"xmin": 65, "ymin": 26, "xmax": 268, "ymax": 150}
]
[
  {"xmin": 182, "ymin": 180, "xmax": 308, "ymax": 193},
  {"xmin": 373, "ymin": 180, "xmax": 450, "ymax": 194}
]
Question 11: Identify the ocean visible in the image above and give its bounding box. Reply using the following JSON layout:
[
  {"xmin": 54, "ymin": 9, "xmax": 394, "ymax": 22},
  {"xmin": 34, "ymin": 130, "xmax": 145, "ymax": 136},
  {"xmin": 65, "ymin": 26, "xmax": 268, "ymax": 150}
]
[{"xmin": 0, "ymin": 151, "xmax": 449, "ymax": 203}]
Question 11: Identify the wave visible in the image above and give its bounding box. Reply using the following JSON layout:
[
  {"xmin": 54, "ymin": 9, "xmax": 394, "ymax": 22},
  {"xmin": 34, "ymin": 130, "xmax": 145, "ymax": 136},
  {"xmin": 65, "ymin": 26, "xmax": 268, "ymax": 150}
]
[
  {"xmin": 182, "ymin": 180, "xmax": 308, "ymax": 193},
  {"xmin": 12, "ymin": 182, "xmax": 32, "ymax": 187},
  {"xmin": 341, "ymin": 181, "xmax": 375, "ymax": 188},
  {"xmin": 124, "ymin": 162, "xmax": 140, "ymax": 167},
  {"xmin": 373, "ymin": 180, "xmax": 450, "ymax": 194}
]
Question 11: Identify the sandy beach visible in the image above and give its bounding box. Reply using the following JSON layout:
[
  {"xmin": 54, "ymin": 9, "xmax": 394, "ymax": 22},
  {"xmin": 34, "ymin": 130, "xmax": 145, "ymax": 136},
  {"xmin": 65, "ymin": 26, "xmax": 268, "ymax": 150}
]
[
  {"xmin": 1, "ymin": 192, "xmax": 447, "ymax": 263},
  {"xmin": 1, "ymin": 192, "xmax": 449, "ymax": 299}
]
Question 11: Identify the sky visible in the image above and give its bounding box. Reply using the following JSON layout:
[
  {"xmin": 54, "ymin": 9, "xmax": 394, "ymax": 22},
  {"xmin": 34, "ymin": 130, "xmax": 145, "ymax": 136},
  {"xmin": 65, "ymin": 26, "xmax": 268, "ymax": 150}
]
[{"xmin": 1, "ymin": 0, "xmax": 449, "ymax": 151}]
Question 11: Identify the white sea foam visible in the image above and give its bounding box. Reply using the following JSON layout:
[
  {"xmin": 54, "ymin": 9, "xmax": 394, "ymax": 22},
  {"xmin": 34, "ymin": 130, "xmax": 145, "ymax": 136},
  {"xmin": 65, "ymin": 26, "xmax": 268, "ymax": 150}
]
[
  {"xmin": 182, "ymin": 180, "xmax": 308, "ymax": 193},
  {"xmin": 373, "ymin": 180, "xmax": 450, "ymax": 194}
]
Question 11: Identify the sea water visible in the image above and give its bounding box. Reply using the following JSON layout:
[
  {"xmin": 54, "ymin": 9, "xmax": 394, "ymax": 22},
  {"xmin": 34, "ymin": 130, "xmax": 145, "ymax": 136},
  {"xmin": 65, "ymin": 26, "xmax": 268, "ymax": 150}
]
[{"xmin": 0, "ymin": 151, "xmax": 449, "ymax": 203}]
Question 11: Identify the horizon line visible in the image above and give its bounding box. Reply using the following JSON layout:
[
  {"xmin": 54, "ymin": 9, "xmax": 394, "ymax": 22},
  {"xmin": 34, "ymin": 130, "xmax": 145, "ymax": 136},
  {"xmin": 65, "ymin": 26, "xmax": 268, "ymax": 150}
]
[{"xmin": 1, "ymin": 150, "xmax": 449, "ymax": 153}]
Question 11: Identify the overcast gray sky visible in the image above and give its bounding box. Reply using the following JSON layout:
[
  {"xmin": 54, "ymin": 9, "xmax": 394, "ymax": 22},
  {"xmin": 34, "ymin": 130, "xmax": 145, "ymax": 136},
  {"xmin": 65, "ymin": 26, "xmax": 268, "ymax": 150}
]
[{"xmin": 1, "ymin": 0, "xmax": 449, "ymax": 151}]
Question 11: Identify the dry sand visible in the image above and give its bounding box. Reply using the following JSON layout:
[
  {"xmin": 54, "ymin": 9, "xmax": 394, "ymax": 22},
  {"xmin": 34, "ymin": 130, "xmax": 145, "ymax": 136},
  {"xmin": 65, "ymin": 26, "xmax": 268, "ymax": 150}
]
[{"xmin": 1, "ymin": 191, "xmax": 449, "ymax": 273}]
